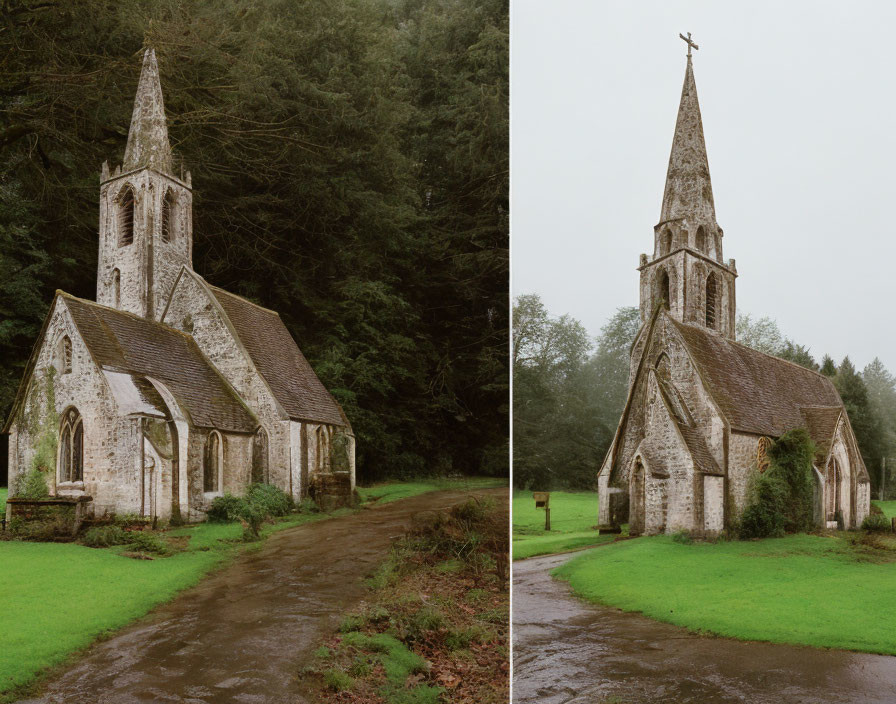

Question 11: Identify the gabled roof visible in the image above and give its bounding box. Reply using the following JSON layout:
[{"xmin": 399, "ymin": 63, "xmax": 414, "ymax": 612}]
[
  {"xmin": 670, "ymin": 317, "xmax": 842, "ymax": 438},
  {"xmin": 800, "ymin": 406, "xmax": 842, "ymax": 463},
  {"xmin": 64, "ymin": 294, "xmax": 256, "ymax": 432},
  {"xmin": 201, "ymin": 282, "xmax": 347, "ymax": 428},
  {"xmin": 656, "ymin": 375, "xmax": 722, "ymax": 476}
]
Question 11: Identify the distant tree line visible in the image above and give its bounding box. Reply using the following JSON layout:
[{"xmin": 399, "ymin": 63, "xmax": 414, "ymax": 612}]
[
  {"xmin": 513, "ymin": 295, "xmax": 896, "ymax": 497},
  {"xmin": 0, "ymin": 0, "xmax": 508, "ymax": 484}
]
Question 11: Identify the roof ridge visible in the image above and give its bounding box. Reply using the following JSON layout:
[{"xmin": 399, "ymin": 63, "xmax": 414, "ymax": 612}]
[
  {"xmin": 206, "ymin": 282, "xmax": 281, "ymax": 317},
  {"xmin": 58, "ymin": 291, "xmax": 197, "ymax": 343},
  {"xmin": 668, "ymin": 316, "xmax": 835, "ymax": 386}
]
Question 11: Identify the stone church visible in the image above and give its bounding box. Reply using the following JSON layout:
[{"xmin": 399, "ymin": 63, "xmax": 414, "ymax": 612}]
[
  {"xmin": 3, "ymin": 49, "xmax": 355, "ymax": 522},
  {"xmin": 597, "ymin": 46, "xmax": 869, "ymax": 536}
]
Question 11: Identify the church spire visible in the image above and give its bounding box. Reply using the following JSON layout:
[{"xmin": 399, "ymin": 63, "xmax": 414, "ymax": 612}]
[
  {"xmin": 659, "ymin": 43, "xmax": 715, "ymax": 224},
  {"xmin": 123, "ymin": 48, "xmax": 173, "ymax": 174}
]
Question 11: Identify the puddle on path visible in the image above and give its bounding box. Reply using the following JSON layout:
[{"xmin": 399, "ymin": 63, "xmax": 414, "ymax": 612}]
[
  {"xmin": 513, "ymin": 551, "xmax": 896, "ymax": 704},
  {"xmin": 22, "ymin": 487, "xmax": 506, "ymax": 704}
]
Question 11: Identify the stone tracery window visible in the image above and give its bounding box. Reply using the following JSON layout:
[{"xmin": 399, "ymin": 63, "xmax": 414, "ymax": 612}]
[
  {"xmin": 59, "ymin": 408, "xmax": 83, "ymax": 483},
  {"xmin": 118, "ymin": 186, "xmax": 135, "ymax": 247},
  {"xmin": 316, "ymin": 425, "xmax": 330, "ymax": 474},
  {"xmin": 203, "ymin": 431, "xmax": 222, "ymax": 493},
  {"xmin": 705, "ymin": 273, "xmax": 718, "ymax": 329},
  {"xmin": 161, "ymin": 189, "xmax": 176, "ymax": 243}
]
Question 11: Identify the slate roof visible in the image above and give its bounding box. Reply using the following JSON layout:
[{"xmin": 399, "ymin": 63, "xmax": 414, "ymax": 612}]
[
  {"xmin": 800, "ymin": 406, "xmax": 843, "ymax": 463},
  {"xmin": 205, "ymin": 284, "xmax": 347, "ymax": 427},
  {"xmin": 64, "ymin": 294, "xmax": 257, "ymax": 432},
  {"xmin": 670, "ymin": 317, "xmax": 843, "ymax": 439}
]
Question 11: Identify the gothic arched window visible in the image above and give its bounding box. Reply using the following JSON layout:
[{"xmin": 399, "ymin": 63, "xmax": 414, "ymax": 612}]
[
  {"xmin": 316, "ymin": 426, "xmax": 330, "ymax": 474},
  {"xmin": 696, "ymin": 225, "xmax": 707, "ymax": 253},
  {"xmin": 660, "ymin": 229, "xmax": 672, "ymax": 257},
  {"xmin": 203, "ymin": 431, "xmax": 222, "ymax": 493},
  {"xmin": 705, "ymin": 273, "xmax": 718, "ymax": 329},
  {"xmin": 161, "ymin": 189, "xmax": 176, "ymax": 243},
  {"xmin": 59, "ymin": 335, "xmax": 72, "ymax": 374},
  {"xmin": 252, "ymin": 427, "xmax": 269, "ymax": 484},
  {"xmin": 112, "ymin": 269, "xmax": 121, "ymax": 308},
  {"xmin": 657, "ymin": 269, "xmax": 670, "ymax": 310},
  {"xmin": 118, "ymin": 186, "xmax": 135, "ymax": 246},
  {"xmin": 59, "ymin": 408, "xmax": 83, "ymax": 483}
]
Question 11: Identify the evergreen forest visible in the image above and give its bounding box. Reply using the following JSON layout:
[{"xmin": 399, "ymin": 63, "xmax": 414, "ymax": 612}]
[{"xmin": 0, "ymin": 0, "xmax": 509, "ymax": 484}]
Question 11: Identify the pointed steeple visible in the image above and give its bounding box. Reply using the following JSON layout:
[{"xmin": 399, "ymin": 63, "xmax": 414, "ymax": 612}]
[
  {"xmin": 123, "ymin": 48, "xmax": 173, "ymax": 173},
  {"xmin": 659, "ymin": 55, "xmax": 715, "ymax": 223}
]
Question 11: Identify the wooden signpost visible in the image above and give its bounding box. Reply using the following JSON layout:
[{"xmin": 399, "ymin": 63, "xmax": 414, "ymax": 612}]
[{"xmin": 533, "ymin": 491, "xmax": 550, "ymax": 531}]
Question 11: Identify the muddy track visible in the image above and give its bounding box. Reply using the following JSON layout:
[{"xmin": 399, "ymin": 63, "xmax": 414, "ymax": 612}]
[
  {"xmin": 513, "ymin": 551, "xmax": 896, "ymax": 704},
  {"xmin": 21, "ymin": 487, "xmax": 506, "ymax": 704}
]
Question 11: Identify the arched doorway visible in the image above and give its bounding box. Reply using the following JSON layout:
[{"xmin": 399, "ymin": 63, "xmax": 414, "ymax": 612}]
[
  {"xmin": 826, "ymin": 457, "xmax": 842, "ymax": 523},
  {"xmin": 630, "ymin": 458, "xmax": 646, "ymax": 536}
]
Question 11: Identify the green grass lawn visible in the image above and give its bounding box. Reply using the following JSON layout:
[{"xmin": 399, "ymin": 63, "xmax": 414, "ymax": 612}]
[
  {"xmin": 357, "ymin": 476, "xmax": 506, "ymax": 505},
  {"xmin": 873, "ymin": 500, "xmax": 896, "ymax": 520},
  {"xmin": 555, "ymin": 533, "xmax": 896, "ymax": 655},
  {"xmin": 512, "ymin": 490, "xmax": 616, "ymax": 559},
  {"xmin": 0, "ymin": 477, "xmax": 503, "ymax": 699}
]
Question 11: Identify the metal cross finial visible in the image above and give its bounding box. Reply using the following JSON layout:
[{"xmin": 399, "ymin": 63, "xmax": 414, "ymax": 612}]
[{"xmin": 679, "ymin": 32, "xmax": 699, "ymax": 57}]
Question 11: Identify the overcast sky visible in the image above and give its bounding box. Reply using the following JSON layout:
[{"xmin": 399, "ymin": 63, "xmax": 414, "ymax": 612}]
[{"xmin": 512, "ymin": 0, "xmax": 896, "ymax": 374}]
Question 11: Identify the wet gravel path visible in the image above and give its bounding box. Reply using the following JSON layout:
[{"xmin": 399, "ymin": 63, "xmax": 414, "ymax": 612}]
[
  {"xmin": 22, "ymin": 487, "xmax": 505, "ymax": 704},
  {"xmin": 512, "ymin": 550, "xmax": 896, "ymax": 704}
]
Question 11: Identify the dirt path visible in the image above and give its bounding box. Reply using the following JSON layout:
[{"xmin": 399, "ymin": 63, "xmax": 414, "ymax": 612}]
[
  {"xmin": 22, "ymin": 487, "xmax": 505, "ymax": 704},
  {"xmin": 513, "ymin": 551, "xmax": 896, "ymax": 704}
]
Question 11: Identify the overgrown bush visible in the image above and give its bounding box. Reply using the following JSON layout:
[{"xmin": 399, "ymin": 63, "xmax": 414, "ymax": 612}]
[
  {"xmin": 206, "ymin": 493, "xmax": 245, "ymax": 523},
  {"xmin": 82, "ymin": 525, "xmax": 129, "ymax": 547},
  {"xmin": 297, "ymin": 497, "xmax": 321, "ymax": 514},
  {"xmin": 246, "ymin": 483, "xmax": 293, "ymax": 517},
  {"xmin": 739, "ymin": 429, "xmax": 816, "ymax": 540},
  {"xmin": 862, "ymin": 513, "xmax": 891, "ymax": 532},
  {"xmin": 671, "ymin": 530, "xmax": 693, "ymax": 545},
  {"xmin": 406, "ymin": 496, "xmax": 508, "ymax": 580},
  {"xmin": 128, "ymin": 531, "xmax": 170, "ymax": 555},
  {"xmin": 16, "ymin": 467, "xmax": 50, "ymax": 499}
]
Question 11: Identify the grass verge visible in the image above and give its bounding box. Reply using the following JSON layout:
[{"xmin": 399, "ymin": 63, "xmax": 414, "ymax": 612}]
[
  {"xmin": 512, "ymin": 490, "xmax": 617, "ymax": 559},
  {"xmin": 554, "ymin": 532, "xmax": 896, "ymax": 655},
  {"xmin": 0, "ymin": 477, "xmax": 498, "ymax": 700},
  {"xmin": 300, "ymin": 495, "xmax": 509, "ymax": 703},
  {"xmin": 358, "ymin": 477, "xmax": 507, "ymax": 505},
  {"xmin": 873, "ymin": 500, "xmax": 896, "ymax": 520}
]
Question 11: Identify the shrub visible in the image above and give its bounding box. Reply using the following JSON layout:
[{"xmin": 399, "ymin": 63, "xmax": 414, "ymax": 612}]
[
  {"xmin": 862, "ymin": 513, "xmax": 891, "ymax": 532},
  {"xmin": 82, "ymin": 525, "xmax": 129, "ymax": 547},
  {"xmin": 206, "ymin": 493, "xmax": 245, "ymax": 523},
  {"xmin": 739, "ymin": 429, "xmax": 815, "ymax": 539},
  {"xmin": 17, "ymin": 467, "xmax": 50, "ymax": 499},
  {"xmin": 128, "ymin": 531, "xmax": 170, "ymax": 555},
  {"xmin": 739, "ymin": 473, "xmax": 786, "ymax": 539},
  {"xmin": 323, "ymin": 669, "xmax": 354, "ymax": 692},
  {"xmin": 246, "ymin": 483, "xmax": 293, "ymax": 517},
  {"xmin": 297, "ymin": 497, "xmax": 321, "ymax": 514},
  {"xmin": 671, "ymin": 530, "xmax": 693, "ymax": 545}
]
